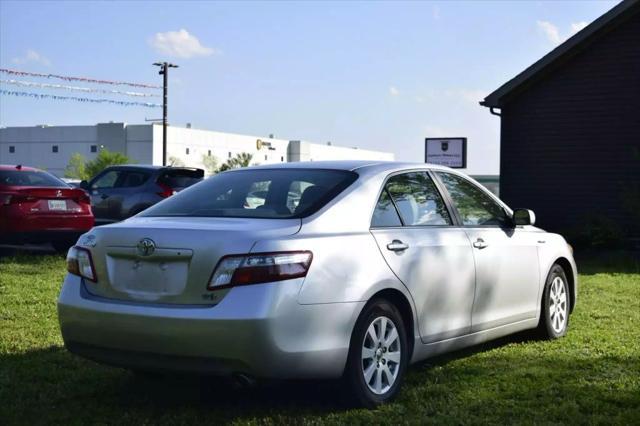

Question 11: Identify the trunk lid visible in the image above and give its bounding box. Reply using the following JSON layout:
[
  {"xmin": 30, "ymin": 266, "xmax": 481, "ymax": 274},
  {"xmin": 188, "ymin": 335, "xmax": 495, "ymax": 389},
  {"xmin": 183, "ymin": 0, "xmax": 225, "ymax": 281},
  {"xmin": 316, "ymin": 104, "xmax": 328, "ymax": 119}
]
[
  {"xmin": 80, "ymin": 216, "xmax": 301, "ymax": 305},
  {"xmin": 8, "ymin": 187, "xmax": 90, "ymax": 215}
]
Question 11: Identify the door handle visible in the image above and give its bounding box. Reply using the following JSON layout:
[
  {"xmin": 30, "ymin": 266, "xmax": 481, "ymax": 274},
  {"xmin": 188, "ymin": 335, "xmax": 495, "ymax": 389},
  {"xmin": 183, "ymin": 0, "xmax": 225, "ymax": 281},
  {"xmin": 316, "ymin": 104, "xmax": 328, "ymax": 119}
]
[
  {"xmin": 100, "ymin": 194, "xmax": 109, "ymax": 200},
  {"xmin": 472, "ymin": 238, "xmax": 488, "ymax": 249},
  {"xmin": 387, "ymin": 240, "xmax": 409, "ymax": 252}
]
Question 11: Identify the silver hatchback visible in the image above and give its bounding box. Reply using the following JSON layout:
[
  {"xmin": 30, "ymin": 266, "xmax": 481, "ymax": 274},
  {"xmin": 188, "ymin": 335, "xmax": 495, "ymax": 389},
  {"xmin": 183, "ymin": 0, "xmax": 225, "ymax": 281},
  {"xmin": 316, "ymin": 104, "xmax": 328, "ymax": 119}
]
[{"xmin": 58, "ymin": 161, "xmax": 577, "ymax": 407}]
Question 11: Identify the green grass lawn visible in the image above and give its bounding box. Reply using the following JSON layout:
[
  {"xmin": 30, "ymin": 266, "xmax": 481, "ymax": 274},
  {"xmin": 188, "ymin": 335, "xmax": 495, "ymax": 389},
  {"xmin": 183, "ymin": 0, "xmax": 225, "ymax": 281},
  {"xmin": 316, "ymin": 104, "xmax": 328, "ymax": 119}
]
[{"xmin": 1, "ymin": 252, "xmax": 638, "ymax": 425}]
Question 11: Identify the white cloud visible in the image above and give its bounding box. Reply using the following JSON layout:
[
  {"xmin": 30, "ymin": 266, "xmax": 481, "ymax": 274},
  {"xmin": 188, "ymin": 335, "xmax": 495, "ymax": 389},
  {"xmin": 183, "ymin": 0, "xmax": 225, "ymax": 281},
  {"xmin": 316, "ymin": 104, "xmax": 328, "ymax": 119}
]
[
  {"xmin": 449, "ymin": 89, "xmax": 487, "ymax": 104},
  {"xmin": 432, "ymin": 5, "xmax": 441, "ymax": 20},
  {"xmin": 537, "ymin": 20, "xmax": 590, "ymax": 45},
  {"xmin": 12, "ymin": 49, "xmax": 51, "ymax": 67},
  {"xmin": 389, "ymin": 86, "xmax": 400, "ymax": 96},
  {"xmin": 150, "ymin": 29, "xmax": 218, "ymax": 58},
  {"xmin": 570, "ymin": 21, "xmax": 589, "ymax": 35},
  {"xmin": 415, "ymin": 89, "xmax": 486, "ymax": 105},
  {"xmin": 537, "ymin": 21, "xmax": 563, "ymax": 45}
]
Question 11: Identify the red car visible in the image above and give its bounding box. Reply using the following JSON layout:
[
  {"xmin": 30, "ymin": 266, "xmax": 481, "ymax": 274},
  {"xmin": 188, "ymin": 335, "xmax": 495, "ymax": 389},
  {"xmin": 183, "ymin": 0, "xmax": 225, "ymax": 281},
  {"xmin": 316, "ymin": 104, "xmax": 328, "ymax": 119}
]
[{"xmin": 0, "ymin": 165, "xmax": 94, "ymax": 251}]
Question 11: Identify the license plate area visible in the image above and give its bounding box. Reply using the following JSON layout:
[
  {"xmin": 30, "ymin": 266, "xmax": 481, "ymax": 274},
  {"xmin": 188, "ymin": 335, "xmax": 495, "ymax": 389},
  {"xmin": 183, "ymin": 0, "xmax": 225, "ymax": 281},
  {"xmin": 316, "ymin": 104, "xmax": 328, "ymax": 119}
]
[
  {"xmin": 106, "ymin": 257, "xmax": 189, "ymax": 298},
  {"xmin": 48, "ymin": 200, "xmax": 67, "ymax": 211}
]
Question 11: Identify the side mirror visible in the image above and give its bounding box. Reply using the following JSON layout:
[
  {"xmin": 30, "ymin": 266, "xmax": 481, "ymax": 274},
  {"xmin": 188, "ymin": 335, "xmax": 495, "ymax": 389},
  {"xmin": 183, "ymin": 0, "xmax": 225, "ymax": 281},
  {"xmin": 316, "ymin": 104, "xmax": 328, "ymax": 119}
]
[
  {"xmin": 79, "ymin": 180, "xmax": 89, "ymax": 190},
  {"xmin": 513, "ymin": 208, "xmax": 536, "ymax": 226}
]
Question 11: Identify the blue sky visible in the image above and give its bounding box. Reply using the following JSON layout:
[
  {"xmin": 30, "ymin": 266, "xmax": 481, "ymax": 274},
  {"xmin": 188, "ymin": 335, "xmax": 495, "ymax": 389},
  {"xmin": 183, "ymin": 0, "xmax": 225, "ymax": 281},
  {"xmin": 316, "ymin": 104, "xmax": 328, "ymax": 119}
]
[{"xmin": 0, "ymin": 0, "xmax": 619, "ymax": 173}]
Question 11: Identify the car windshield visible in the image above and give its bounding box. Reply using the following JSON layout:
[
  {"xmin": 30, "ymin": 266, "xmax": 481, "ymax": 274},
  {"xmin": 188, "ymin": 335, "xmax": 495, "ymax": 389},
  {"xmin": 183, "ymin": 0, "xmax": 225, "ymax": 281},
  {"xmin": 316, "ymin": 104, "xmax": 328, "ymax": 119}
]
[
  {"xmin": 140, "ymin": 168, "xmax": 358, "ymax": 219},
  {"xmin": 0, "ymin": 170, "xmax": 68, "ymax": 188}
]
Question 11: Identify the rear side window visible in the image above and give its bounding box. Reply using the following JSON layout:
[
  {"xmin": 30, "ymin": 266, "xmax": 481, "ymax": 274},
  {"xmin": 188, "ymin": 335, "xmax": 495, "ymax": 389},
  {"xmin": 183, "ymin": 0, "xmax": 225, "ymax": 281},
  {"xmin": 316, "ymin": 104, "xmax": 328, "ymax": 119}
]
[
  {"xmin": 118, "ymin": 171, "xmax": 150, "ymax": 188},
  {"xmin": 0, "ymin": 170, "xmax": 68, "ymax": 188},
  {"xmin": 372, "ymin": 189, "xmax": 402, "ymax": 227},
  {"xmin": 376, "ymin": 172, "xmax": 451, "ymax": 227},
  {"xmin": 157, "ymin": 169, "xmax": 204, "ymax": 189},
  {"xmin": 141, "ymin": 168, "xmax": 358, "ymax": 219}
]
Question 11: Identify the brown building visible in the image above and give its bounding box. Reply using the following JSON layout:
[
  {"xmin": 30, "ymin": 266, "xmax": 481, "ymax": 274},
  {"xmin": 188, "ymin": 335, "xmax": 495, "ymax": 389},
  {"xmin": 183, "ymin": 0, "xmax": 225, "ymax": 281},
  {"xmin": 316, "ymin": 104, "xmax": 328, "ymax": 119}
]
[{"xmin": 481, "ymin": 0, "xmax": 640, "ymax": 245}]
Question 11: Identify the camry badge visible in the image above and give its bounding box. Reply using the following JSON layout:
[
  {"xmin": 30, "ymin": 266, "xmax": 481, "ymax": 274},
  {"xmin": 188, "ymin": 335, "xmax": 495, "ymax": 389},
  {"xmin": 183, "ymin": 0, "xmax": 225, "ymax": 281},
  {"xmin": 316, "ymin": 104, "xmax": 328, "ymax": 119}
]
[{"xmin": 137, "ymin": 238, "xmax": 156, "ymax": 257}]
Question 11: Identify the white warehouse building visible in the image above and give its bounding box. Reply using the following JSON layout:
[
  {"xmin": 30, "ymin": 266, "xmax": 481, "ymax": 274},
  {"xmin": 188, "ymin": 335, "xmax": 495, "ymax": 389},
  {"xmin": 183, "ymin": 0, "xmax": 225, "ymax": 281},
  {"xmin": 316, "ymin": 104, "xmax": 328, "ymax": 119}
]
[{"xmin": 0, "ymin": 122, "xmax": 394, "ymax": 176}]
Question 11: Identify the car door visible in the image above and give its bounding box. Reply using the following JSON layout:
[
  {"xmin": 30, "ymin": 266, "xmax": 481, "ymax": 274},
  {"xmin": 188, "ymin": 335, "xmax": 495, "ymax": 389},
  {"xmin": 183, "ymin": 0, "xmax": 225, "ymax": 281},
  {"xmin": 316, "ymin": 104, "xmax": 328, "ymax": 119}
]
[
  {"xmin": 88, "ymin": 169, "xmax": 123, "ymax": 223},
  {"xmin": 434, "ymin": 172, "xmax": 540, "ymax": 332},
  {"xmin": 106, "ymin": 170, "xmax": 151, "ymax": 219},
  {"xmin": 370, "ymin": 171, "xmax": 476, "ymax": 343}
]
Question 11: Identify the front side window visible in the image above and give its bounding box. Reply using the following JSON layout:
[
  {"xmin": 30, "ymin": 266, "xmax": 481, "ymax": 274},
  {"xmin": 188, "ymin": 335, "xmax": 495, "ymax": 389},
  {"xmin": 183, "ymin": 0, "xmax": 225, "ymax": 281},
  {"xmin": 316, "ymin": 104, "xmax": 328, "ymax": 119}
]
[
  {"xmin": 436, "ymin": 172, "xmax": 509, "ymax": 227},
  {"xmin": 373, "ymin": 172, "xmax": 451, "ymax": 227},
  {"xmin": 141, "ymin": 169, "xmax": 358, "ymax": 219}
]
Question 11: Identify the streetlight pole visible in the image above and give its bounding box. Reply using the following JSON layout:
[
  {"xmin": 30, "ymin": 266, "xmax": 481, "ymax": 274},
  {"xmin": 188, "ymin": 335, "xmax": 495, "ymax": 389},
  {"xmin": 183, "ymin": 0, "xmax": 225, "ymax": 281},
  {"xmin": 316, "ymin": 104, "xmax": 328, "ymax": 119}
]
[{"xmin": 153, "ymin": 62, "xmax": 179, "ymax": 166}]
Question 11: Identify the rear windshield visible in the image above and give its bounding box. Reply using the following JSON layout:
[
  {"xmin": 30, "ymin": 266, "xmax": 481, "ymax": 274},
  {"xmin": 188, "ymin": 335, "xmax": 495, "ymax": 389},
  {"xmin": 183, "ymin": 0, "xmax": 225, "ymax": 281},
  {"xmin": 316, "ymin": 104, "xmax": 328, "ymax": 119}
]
[
  {"xmin": 141, "ymin": 168, "xmax": 358, "ymax": 219},
  {"xmin": 0, "ymin": 170, "xmax": 68, "ymax": 188},
  {"xmin": 157, "ymin": 169, "xmax": 204, "ymax": 189}
]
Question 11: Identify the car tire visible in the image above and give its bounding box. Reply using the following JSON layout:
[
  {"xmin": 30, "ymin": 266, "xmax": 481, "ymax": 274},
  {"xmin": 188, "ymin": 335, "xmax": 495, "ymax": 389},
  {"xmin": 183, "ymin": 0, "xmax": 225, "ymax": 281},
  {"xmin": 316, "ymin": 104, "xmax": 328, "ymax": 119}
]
[
  {"xmin": 343, "ymin": 298, "xmax": 408, "ymax": 408},
  {"xmin": 537, "ymin": 264, "xmax": 570, "ymax": 339}
]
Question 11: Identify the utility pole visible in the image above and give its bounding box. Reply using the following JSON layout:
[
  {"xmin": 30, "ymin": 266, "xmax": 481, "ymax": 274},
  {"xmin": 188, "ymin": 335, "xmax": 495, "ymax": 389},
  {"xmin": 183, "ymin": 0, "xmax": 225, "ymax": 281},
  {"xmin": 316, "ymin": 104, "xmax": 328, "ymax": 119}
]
[{"xmin": 153, "ymin": 62, "xmax": 179, "ymax": 166}]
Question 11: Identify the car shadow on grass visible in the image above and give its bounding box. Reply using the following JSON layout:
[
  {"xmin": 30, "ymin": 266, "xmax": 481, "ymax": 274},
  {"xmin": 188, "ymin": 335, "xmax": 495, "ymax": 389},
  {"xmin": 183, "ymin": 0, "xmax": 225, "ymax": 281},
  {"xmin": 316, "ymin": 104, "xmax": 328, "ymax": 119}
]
[{"xmin": 4, "ymin": 329, "xmax": 638, "ymax": 425}]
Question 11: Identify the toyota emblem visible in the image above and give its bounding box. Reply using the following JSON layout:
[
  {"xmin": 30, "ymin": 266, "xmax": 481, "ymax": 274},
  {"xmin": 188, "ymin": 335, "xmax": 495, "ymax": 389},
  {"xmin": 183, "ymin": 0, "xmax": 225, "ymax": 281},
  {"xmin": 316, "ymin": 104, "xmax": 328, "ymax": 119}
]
[{"xmin": 137, "ymin": 238, "xmax": 156, "ymax": 256}]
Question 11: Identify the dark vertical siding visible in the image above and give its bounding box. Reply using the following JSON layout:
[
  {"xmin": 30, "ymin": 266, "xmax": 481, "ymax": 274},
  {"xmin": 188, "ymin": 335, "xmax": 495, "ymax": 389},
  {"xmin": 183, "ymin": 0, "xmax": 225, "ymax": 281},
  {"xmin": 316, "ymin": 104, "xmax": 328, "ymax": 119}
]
[{"xmin": 500, "ymin": 10, "xmax": 640, "ymax": 237}]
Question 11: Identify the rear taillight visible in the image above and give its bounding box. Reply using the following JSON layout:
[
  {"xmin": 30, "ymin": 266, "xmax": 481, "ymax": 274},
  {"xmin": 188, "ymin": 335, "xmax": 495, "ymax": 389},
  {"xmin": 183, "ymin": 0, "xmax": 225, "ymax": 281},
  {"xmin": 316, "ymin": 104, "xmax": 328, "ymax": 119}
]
[
  {"xmin": 76, "ymin": 193, "xmax": 91, "ymax": 205},
  {"xmin": 207, "ymin": 251, "xmax": 313, "ymax": 290},
  {"xmin": 1, "ymin": 194, "xmax": 36, "ymax": 205},
  {"xmin": 157, "ymin": 182, "xmax": 176, "ymax": 198},
  {"xmin": 66, "ymin": 246, "xmax": 97, "ymax": 282}
]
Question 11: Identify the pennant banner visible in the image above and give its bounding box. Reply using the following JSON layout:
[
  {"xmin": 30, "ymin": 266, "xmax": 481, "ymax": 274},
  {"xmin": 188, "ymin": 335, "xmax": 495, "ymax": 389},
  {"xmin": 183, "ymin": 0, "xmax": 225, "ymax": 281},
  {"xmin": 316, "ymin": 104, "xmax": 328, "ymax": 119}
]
[
  {"xmin": 1, "ymin": 79, "xmax": 159, "ymax": 98},
  {"xmin": 0, "ymin": 89, "xmax": 162, "ymax": 108},
  {"xmin": 0, "ymin": 68, "xmax": 161, "ymax": 89}
]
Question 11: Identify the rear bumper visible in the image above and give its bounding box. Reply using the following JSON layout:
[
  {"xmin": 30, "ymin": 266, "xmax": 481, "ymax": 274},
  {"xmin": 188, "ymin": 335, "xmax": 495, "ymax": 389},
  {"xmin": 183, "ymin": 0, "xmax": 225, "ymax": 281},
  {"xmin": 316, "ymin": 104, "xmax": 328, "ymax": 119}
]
[
  {"xmin": 57, "ymin": 274, "xmax": 364, "ymax": 379},
  {"xmin": 0, "ymin": 211, "xmax": 93, "ymax": 241},
  {"xmin": 0, "ymin": 230, "xmax": 87, "ymax": 244}
]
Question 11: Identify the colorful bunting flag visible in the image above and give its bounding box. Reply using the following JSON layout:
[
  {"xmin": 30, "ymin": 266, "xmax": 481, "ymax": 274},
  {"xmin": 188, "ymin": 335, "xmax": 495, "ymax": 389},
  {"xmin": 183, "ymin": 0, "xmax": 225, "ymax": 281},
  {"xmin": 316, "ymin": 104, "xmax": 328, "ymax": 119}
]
[{"xmin": 0, "ymin": 89, "xmax": 162, "ymax": 108}]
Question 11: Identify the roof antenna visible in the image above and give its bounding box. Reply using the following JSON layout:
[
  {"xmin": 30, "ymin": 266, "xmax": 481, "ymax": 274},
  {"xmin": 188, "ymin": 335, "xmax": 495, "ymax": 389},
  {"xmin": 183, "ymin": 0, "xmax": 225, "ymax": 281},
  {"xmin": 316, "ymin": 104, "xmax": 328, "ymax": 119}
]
[{"xmin": 16, "ymin": 164, "xmax": 22, "ymax": 170}]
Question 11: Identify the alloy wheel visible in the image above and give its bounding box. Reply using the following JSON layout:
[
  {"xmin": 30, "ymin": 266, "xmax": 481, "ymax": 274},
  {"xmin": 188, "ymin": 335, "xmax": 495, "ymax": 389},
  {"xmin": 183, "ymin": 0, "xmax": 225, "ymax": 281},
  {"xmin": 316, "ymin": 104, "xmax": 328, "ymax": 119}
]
[
  {"xmin": 549, "ymin": 276, "xmax": 567, "ymax": 333},
  {"xmin": 361, "ymin": 316, "xmax": 402, "ymax": 395}
]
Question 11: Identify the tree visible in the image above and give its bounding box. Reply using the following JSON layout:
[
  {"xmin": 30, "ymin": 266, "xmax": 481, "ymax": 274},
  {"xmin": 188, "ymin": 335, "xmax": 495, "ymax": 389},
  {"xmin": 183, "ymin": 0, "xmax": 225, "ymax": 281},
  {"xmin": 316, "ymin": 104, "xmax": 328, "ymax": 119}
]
[
  {"xmin": 201, "ymin": 153, "xmax": 219, "ymax": 175},
  {"xmin": 64, "ymin": 153, "xmax": 89, "ymax": 180},
  {"xmin": 84, "ymin": 149, "xmax": 132, "ymax": 180},
  {"xmin": 218, "ymin": 152, "xmax": 253, "ymax": 172},
  {"xmin": 168, "ymin": 156, "xmax": 185, "ymax": 167}
]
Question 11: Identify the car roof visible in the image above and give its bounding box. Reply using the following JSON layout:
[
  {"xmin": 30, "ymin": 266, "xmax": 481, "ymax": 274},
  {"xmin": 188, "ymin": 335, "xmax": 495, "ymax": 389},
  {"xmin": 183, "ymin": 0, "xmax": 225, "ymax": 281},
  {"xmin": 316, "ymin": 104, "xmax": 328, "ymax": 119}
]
[
  {"xmin": 0, "ymin": 164, "xmax": 41, "ymax": 172},
  {"xmin": 237, "ymin": 160, "xmax": 454, "ymax": 173}
]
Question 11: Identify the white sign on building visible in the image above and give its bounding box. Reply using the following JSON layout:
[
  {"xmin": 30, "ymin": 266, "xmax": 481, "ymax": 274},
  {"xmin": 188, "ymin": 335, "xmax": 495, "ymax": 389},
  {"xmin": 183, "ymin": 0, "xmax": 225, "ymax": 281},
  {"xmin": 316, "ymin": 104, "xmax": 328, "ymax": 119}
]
[{"xmin": 425, "ymin": 137, "xmax": 467, "ymax": 168}]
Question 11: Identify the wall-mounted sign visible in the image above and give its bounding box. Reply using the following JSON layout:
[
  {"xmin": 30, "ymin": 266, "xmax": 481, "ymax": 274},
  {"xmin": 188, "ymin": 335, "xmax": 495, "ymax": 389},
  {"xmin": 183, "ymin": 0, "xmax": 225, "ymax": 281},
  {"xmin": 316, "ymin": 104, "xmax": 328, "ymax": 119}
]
[
  {"xmin": 256, "ymin": 139, "xmax": 273, "ymax": 150},
  {"xmin": 425, "ymin": 137, "xmax": 467, "ymax": 168}
]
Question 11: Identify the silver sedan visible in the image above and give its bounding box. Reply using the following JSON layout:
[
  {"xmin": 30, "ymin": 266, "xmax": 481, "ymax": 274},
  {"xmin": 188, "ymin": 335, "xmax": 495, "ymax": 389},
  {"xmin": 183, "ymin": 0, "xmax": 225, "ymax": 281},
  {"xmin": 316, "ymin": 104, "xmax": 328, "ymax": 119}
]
[{"xmin": 58, "ymin": 161, "xmax": 577, "ymax": 407}]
